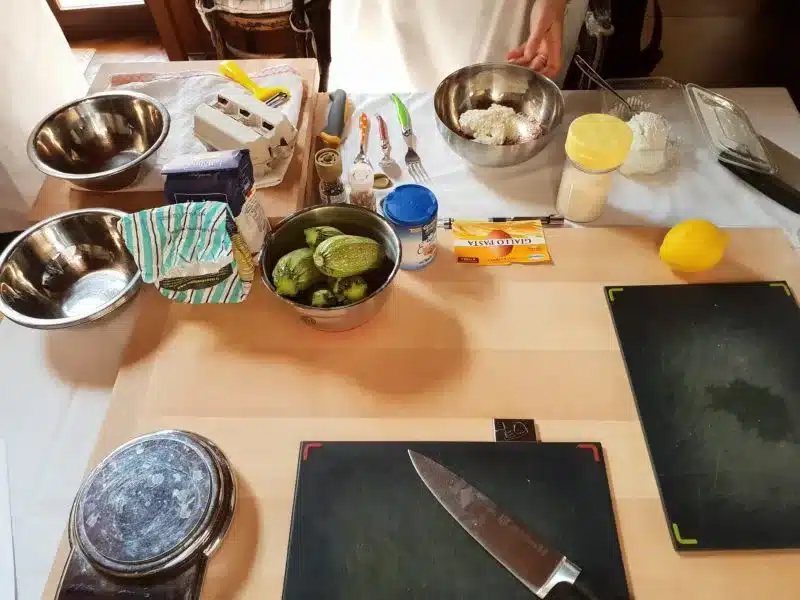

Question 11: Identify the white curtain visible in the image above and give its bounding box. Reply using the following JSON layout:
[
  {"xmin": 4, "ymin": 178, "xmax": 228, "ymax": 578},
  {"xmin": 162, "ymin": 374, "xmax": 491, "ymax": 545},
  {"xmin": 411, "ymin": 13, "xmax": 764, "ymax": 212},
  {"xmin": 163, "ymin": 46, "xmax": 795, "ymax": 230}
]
[{"xmin": 0, "ymin": 0, "xmax": 88, "ymax": 232}]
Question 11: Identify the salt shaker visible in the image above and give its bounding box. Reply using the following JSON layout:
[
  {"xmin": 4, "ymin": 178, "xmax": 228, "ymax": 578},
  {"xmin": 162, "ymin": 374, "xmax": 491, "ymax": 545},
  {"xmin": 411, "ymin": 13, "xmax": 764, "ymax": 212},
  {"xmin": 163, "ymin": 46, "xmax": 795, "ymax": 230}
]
[{"xmin": 348, "ymin": 162, "xmax": 376, "ymax": 211}]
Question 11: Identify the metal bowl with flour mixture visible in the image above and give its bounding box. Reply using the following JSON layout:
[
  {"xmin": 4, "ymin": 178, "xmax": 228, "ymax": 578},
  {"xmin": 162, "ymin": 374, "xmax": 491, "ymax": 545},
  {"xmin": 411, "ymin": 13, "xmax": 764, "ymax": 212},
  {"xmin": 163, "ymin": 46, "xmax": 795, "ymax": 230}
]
[
  {"xmin": 434, "ymin": 63, "xmax": 564, "ymax": 167},
  {"xmin": 0, "ymin": 209, "xmax": 140, "ymax": 329},
  {"xmin": 27, "ymin": 90, "xmax": 170, "ymax": 191}
]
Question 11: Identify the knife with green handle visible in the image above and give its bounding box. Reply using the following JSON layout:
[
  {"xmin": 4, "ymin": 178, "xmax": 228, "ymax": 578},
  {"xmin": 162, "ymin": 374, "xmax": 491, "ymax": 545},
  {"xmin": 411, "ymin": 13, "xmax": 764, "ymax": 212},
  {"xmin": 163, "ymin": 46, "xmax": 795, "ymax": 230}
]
[{"xmin": 390, "ymin": 93, "xmax": 412, "ymax": 137}]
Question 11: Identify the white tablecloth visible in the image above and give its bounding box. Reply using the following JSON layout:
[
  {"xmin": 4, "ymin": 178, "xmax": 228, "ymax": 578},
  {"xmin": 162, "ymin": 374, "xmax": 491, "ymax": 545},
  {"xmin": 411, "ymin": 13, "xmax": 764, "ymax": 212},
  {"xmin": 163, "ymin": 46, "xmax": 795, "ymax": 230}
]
[
  {"xmin": 340, "ymin": 88, "xmax": 800, "ymax": 246},
  {"xmin": 3, "ymin": 87, "xmax": 800, "ymax": 600}
]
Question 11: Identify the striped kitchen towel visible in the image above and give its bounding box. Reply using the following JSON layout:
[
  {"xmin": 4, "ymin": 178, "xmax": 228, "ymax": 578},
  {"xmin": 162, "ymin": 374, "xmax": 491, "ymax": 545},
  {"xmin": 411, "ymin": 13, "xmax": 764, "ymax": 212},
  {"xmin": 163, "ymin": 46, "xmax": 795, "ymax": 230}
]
[{"xmin": 120, "ymin": 201, "xmax": 256, "ymax": 304}]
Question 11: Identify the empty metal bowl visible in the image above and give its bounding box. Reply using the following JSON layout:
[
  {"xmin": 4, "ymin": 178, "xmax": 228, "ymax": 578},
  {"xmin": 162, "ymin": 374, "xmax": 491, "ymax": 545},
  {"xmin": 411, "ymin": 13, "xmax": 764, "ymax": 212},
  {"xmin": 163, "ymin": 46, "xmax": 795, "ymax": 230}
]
[
  {"xmin": 261, "ymin": 205, "xmax": 401, "ymax": 332},
  {"xmin": 27, "ymin": 91, "xmax": 170, "ymax": 191},
  {"xmin": 434, "ymin": 63, "xmax": 565, "ymax": 167},
  {"xmin": 0, "ymin": 209, "xmax": 141, "ymax": 329}
]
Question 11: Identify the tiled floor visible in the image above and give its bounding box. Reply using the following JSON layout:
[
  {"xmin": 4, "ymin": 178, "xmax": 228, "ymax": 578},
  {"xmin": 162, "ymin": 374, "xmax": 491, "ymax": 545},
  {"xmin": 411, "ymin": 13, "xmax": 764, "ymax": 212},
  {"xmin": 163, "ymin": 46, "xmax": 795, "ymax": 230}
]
[{"xmin": 70, "ymin": 36, "xmax": 168, "ymax": 84}]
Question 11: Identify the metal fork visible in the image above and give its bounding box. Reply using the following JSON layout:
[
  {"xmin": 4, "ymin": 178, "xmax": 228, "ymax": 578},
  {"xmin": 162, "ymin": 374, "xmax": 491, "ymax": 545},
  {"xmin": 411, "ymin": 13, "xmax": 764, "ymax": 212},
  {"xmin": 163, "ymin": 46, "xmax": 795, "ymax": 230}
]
[
  {"xmin": 265, "ymin": 91, "xmax": 289, "ymax": 108},
  {"xmin": 390, "ymin": 94, "xmax": 430, "ymax": 183}
]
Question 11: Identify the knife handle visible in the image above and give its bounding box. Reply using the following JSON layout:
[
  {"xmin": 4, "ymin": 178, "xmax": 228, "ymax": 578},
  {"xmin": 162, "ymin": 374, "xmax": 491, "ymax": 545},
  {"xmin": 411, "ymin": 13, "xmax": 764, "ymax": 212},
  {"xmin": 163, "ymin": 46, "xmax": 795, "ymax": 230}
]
[
  {"xmin": 546, "ymin": 578, "xmax": 602, "ymax": 600},
  {"xmin": 376, "ymin": 114, "xmax": 389, "ymax": 143},
  {"xmin": 390, "ymin": 93, "xmax": 412, "ymax": 136},
  {"xmin": 320, "ymin": 89, "xmax": 347, "ymax": 147},
  {"xmin": 359, "ymin": 112, "xmax": 369, "ymax": 149},
  {"xmin": 376, "ymin": 114, "xmax": 391, "ymax": 154}
]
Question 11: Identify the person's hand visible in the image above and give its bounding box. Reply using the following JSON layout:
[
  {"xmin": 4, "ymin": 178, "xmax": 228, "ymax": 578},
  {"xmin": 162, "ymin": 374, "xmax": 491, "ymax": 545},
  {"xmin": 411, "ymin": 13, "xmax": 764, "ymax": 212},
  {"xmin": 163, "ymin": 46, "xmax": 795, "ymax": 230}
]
[{"xmin": 507, "ymin": 0, "xmax": 568, "ymax": 78}]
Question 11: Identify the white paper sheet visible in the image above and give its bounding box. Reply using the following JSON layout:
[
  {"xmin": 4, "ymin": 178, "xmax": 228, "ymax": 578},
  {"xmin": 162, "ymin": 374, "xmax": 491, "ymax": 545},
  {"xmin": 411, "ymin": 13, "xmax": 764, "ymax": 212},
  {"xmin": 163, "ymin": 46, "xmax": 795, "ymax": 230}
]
[{"xmin": 0, "ymin": 440, "xmax": 16, "ymax": 600}]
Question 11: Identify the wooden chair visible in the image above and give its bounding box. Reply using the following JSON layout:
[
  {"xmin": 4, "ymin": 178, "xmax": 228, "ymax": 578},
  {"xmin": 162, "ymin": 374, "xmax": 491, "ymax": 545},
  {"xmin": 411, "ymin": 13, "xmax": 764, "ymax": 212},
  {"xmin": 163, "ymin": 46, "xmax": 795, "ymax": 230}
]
[{"xmin": 199, "ymin": 0, "xmax": 331, "ymax": 90}]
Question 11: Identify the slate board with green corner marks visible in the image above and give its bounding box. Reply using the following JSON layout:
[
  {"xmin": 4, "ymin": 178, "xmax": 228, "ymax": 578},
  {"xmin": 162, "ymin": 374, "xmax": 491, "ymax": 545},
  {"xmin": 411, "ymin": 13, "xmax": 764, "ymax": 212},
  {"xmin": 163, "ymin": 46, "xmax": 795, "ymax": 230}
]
[
  {"xmin": 607, "ymin": 281, "xmax": 800, "ymax": 551},
  {"xmin": 282, "ymin": 442, "xmax": 630, "ymax": 600}
]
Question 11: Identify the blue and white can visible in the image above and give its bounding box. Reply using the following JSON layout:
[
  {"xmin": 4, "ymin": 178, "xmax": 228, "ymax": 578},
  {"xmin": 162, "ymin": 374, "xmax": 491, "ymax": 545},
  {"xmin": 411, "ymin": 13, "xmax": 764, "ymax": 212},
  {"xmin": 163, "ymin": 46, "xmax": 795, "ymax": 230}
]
[{"xmin": 381, "ymin": 184, "xmax": 438, "ymax": 271}]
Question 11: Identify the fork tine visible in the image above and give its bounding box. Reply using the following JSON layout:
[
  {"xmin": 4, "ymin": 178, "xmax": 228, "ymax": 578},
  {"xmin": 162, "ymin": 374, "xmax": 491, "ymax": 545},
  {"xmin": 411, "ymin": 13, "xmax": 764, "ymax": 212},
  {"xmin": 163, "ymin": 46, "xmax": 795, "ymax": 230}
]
[
  {"xmin": 408, "ymin": 162, "xmax": 422, "ymax": 183},
  {"xmin": 417, "ymin": 163, "xmax": 431, "ymax": 182},
  {"xmin": 409, "ymin": 161, "xmax": 429, "ymax": 183}
]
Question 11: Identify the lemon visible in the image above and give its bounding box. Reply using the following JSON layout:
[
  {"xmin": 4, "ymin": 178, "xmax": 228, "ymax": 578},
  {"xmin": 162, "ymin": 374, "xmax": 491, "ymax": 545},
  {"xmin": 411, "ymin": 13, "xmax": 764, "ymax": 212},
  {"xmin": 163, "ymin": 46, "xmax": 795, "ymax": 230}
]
[{"xmin": 659, "ymin": 220, "xmax": 728, "ymax": 272}]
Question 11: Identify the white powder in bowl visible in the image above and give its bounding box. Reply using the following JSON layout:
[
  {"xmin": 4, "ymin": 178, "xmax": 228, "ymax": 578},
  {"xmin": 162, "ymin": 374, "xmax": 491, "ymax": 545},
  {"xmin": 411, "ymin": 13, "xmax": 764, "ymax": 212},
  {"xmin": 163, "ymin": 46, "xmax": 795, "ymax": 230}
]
[{"xmin": 620, "ymin": 111, "xmax": 671, "ymax": 176}]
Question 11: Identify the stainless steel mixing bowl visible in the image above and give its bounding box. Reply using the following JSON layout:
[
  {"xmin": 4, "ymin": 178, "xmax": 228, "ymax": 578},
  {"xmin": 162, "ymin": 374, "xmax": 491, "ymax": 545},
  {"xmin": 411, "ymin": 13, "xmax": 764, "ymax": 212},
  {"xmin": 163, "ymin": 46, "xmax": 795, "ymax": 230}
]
[
  {"xmin": 261, "ymin": 205, "xmax": 401, "ymax": 332},
  {"xmin": 27, "ymin": 91, "xmax": 170, "ymax": 191},
  {"xmin": 434, "ymin": 63, "xmax": 565, "ymax": 167},
  {"xmin": 0, "ymin": 209, "xmax": 141, "ymax": 329}
]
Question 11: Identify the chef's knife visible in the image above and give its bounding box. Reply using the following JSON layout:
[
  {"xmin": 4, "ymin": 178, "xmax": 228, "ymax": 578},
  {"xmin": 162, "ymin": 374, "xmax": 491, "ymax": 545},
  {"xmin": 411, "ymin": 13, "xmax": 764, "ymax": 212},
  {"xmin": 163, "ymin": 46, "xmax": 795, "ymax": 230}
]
[{"xmin": 409, "ymin": 450, "xmax": 602, "ymax": 600}]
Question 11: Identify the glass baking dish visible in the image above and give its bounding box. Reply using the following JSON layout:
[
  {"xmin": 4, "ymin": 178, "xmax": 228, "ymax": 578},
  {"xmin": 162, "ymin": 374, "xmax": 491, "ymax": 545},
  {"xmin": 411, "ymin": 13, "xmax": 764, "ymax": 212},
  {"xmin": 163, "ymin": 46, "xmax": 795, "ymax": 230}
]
[{"xmin": 600, "ymin": 77, "xmax": 775, "ymax": 176}]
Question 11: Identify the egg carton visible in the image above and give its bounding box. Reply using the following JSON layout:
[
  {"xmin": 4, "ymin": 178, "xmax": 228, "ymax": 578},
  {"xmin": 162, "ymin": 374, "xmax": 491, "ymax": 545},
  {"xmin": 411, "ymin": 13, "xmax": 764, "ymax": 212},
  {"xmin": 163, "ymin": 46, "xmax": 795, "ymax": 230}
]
[{"xmin": 193, "ymin": 88, "xmax": 298, "ymax": 178}]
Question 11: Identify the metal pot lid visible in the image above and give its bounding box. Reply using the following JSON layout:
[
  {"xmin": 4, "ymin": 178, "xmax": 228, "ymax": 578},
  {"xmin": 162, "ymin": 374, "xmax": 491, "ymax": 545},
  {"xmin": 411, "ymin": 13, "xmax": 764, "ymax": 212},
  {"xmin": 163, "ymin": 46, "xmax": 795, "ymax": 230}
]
[
  {"xmin": 69, "ymin": 430, "xmax": 236, "ymax": 578},
  {"xmin": 684, "ymin": 83, "xmax": 777, "ymax": 174}
]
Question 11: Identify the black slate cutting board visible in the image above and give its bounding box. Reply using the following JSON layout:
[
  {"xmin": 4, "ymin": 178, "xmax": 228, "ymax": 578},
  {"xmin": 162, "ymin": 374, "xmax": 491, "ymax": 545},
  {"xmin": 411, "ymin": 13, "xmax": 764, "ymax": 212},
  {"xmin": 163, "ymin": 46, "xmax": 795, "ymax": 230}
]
[
  {"xmin": 283, "ymin": 442, "xmax": 630, "ymax": 600},
  {"xmin": 607, "ymin": 281, "xmax": 800, "ymax": 551}
]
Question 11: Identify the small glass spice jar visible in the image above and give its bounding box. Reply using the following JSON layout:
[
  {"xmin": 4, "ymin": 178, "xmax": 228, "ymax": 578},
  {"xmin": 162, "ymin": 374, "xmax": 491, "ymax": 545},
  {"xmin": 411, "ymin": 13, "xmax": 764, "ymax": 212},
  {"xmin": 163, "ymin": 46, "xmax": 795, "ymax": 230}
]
[
  {"xmin": 348, "ymin": 161, "xmax": 376, "ymax": 211},
  {"xmin": 556, "ymin": 114, "xmax": 632, "ymax": 223}
]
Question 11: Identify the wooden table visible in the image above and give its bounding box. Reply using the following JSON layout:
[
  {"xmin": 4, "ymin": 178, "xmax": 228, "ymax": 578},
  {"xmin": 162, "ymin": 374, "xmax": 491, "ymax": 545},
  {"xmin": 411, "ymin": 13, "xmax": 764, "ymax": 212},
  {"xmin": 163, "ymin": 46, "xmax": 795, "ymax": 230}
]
[
  {"xmin": 29, "ymin": 59, "xmax": 321, "ymax": 222},
  {"xmin": 42, "ymin": 226, "xmax": 800, "ymax": 599}
]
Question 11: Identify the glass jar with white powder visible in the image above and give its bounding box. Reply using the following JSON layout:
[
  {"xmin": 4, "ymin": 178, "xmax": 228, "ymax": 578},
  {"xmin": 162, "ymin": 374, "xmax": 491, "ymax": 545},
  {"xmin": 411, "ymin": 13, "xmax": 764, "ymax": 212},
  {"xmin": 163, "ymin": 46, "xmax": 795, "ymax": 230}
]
[{"xmin": 556, "ymin": 114, "xmax": 633, "ymax": 223}]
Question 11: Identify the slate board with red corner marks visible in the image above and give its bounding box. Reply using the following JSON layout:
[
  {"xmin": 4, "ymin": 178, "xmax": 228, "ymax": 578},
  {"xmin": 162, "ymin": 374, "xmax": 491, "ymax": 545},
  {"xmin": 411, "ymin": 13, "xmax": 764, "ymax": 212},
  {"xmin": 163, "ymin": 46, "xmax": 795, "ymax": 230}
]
[
  {"xmin": 283, "ymin": 442, "xmax": 630, "ymax": 600},
  {"xmin": 606, "ymin": 281, "xmax": 800, "ymax": 551}
]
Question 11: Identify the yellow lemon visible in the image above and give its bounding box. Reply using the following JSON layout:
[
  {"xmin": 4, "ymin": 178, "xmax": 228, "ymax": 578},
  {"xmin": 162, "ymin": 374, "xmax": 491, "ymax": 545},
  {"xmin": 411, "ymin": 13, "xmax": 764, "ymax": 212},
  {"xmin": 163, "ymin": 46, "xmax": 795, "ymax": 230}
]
[{"xmin": 659, "ymin": 220, "xmax": 728, "ymax": 272}]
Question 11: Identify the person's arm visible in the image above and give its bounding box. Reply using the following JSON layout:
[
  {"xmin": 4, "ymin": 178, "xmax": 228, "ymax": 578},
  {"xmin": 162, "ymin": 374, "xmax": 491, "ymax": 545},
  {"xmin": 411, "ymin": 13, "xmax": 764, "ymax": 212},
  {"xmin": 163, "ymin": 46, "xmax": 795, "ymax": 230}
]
[{"xmin": 507, "ymin": 0, "xmax": 568, "ymax": 78}]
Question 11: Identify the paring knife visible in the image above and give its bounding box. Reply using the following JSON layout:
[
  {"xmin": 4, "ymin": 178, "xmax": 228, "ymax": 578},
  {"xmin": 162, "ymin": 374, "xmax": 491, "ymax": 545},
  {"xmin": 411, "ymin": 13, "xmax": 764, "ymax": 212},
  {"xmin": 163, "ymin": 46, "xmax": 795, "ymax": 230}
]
[{"xmin": 409, "ymin": 451, "xmax": 603, "ymax": 600}]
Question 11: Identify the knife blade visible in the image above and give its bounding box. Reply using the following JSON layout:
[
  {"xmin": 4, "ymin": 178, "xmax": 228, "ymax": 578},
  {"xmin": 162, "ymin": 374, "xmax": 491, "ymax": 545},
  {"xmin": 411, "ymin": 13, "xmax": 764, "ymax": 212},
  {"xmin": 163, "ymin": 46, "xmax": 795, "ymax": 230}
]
[{"xmin": 408, "ymin": 450, "xmax": 603, "ymax": 600}]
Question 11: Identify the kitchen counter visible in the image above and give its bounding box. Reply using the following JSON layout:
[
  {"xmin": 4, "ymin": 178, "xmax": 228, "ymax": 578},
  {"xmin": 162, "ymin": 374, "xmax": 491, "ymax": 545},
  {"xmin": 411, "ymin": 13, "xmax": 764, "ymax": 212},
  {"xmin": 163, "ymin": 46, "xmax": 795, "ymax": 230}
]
[
  {"xmin": 38, "ymin": 226, "xmax": 800, "ymax": 599},
  {"xmin": 2, "ymin": 58, "xmax": 800, "ymax": 599}
]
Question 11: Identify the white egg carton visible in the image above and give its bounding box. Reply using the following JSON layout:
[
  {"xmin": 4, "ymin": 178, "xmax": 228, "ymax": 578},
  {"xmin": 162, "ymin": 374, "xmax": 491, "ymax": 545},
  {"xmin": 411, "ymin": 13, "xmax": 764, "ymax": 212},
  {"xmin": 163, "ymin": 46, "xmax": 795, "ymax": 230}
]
[{"xmin": 193, "ymin": 88, "xmax": 298, "ymax": 178}]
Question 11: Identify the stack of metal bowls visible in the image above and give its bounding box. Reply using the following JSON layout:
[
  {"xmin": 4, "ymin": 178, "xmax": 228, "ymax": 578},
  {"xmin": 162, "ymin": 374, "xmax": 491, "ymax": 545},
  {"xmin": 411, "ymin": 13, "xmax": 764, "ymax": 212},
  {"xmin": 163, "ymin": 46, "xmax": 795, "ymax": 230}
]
[
  {"xmin": 0, "ymin": 209, "xmax": 140, "ymax": 329},
  {"xmin": 27, "ymin": 90, "xmax": 170, "ymax": 191},
  {"xmin": 434, "ymin": 63, "xmax": 565, "ymax": 167}
]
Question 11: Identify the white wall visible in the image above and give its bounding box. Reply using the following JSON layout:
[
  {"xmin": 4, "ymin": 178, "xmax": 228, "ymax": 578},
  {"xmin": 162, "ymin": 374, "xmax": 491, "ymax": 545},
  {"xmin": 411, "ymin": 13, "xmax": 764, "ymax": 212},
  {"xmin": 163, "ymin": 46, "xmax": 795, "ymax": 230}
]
[{"xmin": 0, "ymin": 0, "xmax": 88, "ymax": 231}]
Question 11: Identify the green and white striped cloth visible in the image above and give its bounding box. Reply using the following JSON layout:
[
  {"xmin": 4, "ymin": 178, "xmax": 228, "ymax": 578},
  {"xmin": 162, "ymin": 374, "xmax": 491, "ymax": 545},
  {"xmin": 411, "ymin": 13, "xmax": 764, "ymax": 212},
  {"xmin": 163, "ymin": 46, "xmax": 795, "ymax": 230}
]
[{"xmin": 120, "ymin": 202, "xmax": 255, "ymax": 304}]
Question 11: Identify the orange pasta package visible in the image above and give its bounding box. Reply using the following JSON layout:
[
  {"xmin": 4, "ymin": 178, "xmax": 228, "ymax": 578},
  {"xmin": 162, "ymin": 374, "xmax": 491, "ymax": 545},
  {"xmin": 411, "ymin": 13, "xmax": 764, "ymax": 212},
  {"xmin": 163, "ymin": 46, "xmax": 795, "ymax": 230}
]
[{"xmin": 451, "ymin": 220, "xmax": 552, "ymax": 265}]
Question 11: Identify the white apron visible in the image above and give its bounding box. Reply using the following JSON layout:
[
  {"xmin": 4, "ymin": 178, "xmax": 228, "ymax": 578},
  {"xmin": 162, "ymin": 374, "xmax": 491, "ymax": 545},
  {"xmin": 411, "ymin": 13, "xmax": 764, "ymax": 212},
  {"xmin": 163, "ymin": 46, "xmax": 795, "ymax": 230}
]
[{"xmin": 329, "ymin": 0, "xmax": 588, "ymax": 93}]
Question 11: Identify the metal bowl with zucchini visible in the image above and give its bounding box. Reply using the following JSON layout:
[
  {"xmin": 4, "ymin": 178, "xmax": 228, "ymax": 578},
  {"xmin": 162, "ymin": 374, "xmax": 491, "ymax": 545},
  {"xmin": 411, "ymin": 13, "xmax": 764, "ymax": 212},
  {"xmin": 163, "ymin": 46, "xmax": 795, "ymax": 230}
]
[
  {"xmin": 434, "ymin": 63, "xmax": 565, "ymax": 167},
  {"xmin": 0, "ymin": 209, "xmax": 141, "ymax": 329},
  {"xmin": 261, "ymin": 205, "xmax": 401, "ymax": 332}
]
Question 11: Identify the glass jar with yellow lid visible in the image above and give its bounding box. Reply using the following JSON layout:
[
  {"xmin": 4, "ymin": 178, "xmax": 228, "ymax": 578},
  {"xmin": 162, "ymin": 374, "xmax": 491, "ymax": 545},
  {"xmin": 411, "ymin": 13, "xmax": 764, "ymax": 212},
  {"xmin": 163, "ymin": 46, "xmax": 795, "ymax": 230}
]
[{"xmin": 556, "ymin": 114, "xmax": 633, "ymax": 223}]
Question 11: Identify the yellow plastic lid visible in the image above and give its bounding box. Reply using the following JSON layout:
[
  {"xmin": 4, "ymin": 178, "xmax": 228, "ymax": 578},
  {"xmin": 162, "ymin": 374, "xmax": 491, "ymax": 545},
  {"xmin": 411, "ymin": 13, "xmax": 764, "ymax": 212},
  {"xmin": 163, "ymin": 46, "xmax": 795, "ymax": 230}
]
[{"xmin": 565, "ymin": 113, "xmax": 633, "ymax": 172}]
